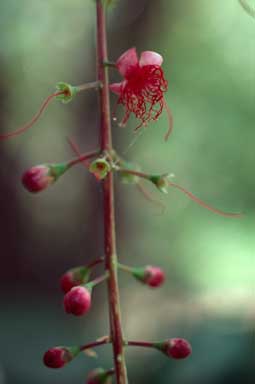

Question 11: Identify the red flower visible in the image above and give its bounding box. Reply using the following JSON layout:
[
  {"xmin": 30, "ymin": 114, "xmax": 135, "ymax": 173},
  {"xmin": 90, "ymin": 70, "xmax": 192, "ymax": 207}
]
[{"xmin": 110, "ymin": 48, "xmax": 173, "ymax": 140}]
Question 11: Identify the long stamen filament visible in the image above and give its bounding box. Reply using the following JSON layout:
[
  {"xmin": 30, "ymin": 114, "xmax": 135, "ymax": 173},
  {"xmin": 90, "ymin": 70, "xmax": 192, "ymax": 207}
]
[{"xmin": 0, "ymin": 91, "xmax": 65, "ymax": 141}]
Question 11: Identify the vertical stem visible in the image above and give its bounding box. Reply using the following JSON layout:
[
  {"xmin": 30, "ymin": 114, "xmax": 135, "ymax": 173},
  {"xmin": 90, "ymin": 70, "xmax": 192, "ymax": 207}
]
[{"xmin": 96, "ymin": 1, "xmax": 128, "ymax": 383}]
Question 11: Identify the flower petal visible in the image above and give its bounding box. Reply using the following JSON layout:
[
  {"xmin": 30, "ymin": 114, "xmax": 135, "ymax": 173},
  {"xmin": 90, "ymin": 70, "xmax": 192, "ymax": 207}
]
[
  {"xmin": 109, "ymin": 81, "xmax": 125, "ymax": 95},
  {"xmin": 139, "ymin": 51, "xmax": 163, "ymax": 67},
  {"xmin": 116, "ymin": 47, "xmax": 139, "ymax": 77}
]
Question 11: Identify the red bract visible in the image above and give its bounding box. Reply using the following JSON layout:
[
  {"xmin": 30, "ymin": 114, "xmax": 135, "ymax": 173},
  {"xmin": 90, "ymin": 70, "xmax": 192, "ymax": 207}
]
[
  {"xmin": 110, "ymin": 48, "xmax": 172, "ymax": 140},
  {"xmin": 43, "ymin": 347, "xmax": 72, "ymax": 369},
  {"xmin": 22, "ymin": 165, "xmax": 54, "ymax": 193},
  {"xmin": 144, "ymin": 266, "xmax": 165, "ymax": 287},
  {"xmin": 163, "ymin": 338, "xmax": 192, "ymax": 359},
  {"xmin": 64, "ymin": 286, "xmax": 91, "ymax": 316}
]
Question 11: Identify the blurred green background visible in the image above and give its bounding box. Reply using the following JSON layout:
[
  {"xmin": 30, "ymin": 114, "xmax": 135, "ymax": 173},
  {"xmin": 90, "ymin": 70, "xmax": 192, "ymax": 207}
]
[{"xmin": 0, "ymin": 0, "xmax": 254, "ymax": 383}]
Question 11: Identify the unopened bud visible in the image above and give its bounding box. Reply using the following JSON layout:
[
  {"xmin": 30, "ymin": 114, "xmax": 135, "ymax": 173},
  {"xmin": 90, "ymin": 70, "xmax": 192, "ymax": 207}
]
[
  {"xmin": 60, "ymin": 266, "xmax": 90, "ymax": 293},
  {"xmin": 22, "ymin": 162, "xmax": 68, "ymax": 193},
  {"xmin": 64, "ymin": 286, "xmax": 92, "ymax": 316},
  {"xmin": 132, "ymin": 265, "xmax": 165, "ymax": 288},
  {"xmin": 43, "ymin": 346, "xmax": 80, "ymax": 368},
  {"xmin": 160, "ymin": 338, "xmax": 192, "ymax": 359}
]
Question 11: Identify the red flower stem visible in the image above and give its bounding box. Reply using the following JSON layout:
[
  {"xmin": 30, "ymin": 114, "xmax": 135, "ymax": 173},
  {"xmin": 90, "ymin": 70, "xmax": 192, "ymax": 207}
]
[
  {"xmin": 80, "ymin": 337, "xmax": 110, "ymax": 352},
  {"xmin": 86, "ymin": 257, "xmax": 104, "ymax": 269},
  {"xmin": 96, "ymin": 1, "xmax": 128, "ymax": 383},
  {"xmin": 0, "ymin": 91, "xmax": 64, "ymax": 141},
  {"xmin": 67, "ymin": 150, "xmax": 99, "ymax": 168},
  {"xmin": 126, "ymin": 341, "xmax": 155, "ymax": 349}
]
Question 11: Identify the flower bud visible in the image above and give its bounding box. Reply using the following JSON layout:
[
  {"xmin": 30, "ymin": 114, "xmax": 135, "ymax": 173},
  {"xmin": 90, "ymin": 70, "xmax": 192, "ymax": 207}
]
[
  {"xmin": 22, "ymin": 163, "xmax": 69, "ymax": 193},
  {"xmin": 43, "ymin": 346, "xmax": 80, "ymax": 368},
  {"xmin": 89, "ymin": 158, "xmax": 111, "ymax": 180},
  {"xmin": 161, "ymin": 338, "xmax": 192, "ymax": 359},
  {"xmin": 149, "ymin": 174, "xmax": 169, "ymax": 194},
  {"xmin": 64, "ymin": 286, "xmax": 91, "ymax": 316},
  {"xmin": 60, "ymin": 266, "xmax": 90, "ymax": 293},
  {"xmin": 132, "ymin": 265, "xmax": 165, "ymax": 288},
  {"xmin": 86, "ymin": 368, "xmax": 113, "ymax": 384}
]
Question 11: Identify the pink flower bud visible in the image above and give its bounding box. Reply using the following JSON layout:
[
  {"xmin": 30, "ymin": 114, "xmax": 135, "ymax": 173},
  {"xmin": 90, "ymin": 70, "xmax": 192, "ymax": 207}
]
[
  {"xmin": 43, "ymin": 346, "xmax": 76, "ymax": 368},
  {"xmin": 64, "ymin": 286, "xmax": 91, "ymax": 316},
  {"xmin": 60, "ymin": 267, "xmax": 90, "ymax": 293},
  {"xmin": 22, "ymin": 162, "xmax": 69, "ymax": 193},
  {"xmin": 162, "ymin": 338, "xmax": 192, "ymax": 359},
  {"xmin": 22, "ymin": 165, "xmax": 54, "ymax": 193},
  {"xmin": 144, "ymin": 266, "xmax": 165, "ymax": 287},
  {"xmin": 86, "ymin": 368, "xmax": 113, "ymax": 384},
  {"xmin": 132, "ymin": 265, "xmax": 165, "ymax": 288}
]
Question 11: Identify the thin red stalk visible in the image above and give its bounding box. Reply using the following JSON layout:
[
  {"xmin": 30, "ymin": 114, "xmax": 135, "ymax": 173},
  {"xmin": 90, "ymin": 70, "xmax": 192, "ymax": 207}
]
[
  {"xmin": 0, "ymin": 91, "xmax": 64, "ymax": 141},
  {"xmin": 80, "ymin": 338, "xmax": 110, "ymax": 351},
  {"xmin": 67, "ymin": 136, "xmax": 92, "ymax": 169},
  {"xmin": 67, "ymin": 149, "xmax": 99, "ymax": 168},
  {"xmin": 169, "ymin": 181, "xmax": 243, "ymax": 217},
  {"xmin": 96, "ymin": 1, "xmax": 128, "ymax": 383},
  {"xmin": 86, "ymin": 257, "xmax": 104, "ymax": 269},
  {"xmin": 127, "ymin": 341, "xmax": 155, "ymax": 348}
]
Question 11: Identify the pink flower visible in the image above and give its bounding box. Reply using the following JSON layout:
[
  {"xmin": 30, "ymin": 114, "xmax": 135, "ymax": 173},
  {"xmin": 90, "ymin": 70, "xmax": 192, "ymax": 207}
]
[
  {"xmin": 110, "ymin": 48, "xmax": 173, "ymax": 140},
  {"xmin": 63, "ymin": 286, "xmax": 91, "ymax": 316}
]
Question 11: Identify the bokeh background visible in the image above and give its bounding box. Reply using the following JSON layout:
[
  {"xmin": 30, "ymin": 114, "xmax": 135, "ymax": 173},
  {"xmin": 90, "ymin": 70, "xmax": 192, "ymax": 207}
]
[{"xmin": 0, "ymin": 0, "xmax": 254, "ymax": 383}]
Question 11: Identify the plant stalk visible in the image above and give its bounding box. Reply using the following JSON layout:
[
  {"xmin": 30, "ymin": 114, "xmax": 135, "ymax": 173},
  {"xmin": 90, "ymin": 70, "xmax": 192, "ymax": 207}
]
[{"xmin": 96, "ymin": 1, "xmax": 128, "ymax": 383}]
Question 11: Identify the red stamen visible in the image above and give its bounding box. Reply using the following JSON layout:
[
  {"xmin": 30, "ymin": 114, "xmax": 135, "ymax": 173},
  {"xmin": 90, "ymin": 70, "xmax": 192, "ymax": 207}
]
[
  {"xmin": 117, "ymin": 65, "xmax": 168, "ymax": 130},
  {"xmin": 168, "ymin": 181, "xmax": 243, "ymax": 218},
  {"xmin": 0, "ymin": 91, "xmax": 64, "ymax": 141}
]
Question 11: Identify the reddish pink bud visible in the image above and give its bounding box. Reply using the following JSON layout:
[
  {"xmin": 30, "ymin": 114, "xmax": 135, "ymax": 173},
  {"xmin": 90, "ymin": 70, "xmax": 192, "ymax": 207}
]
[
  {"xmin": 60, "ymin": 266, "xmax": 90, "ymax": 293},
  {"xmin": 22, "ymin": 165, "xmax": 54, "ymax": 193},
  {"xmin": 43, "ymin": 347, "xmax": 74, "ymax": 369},
  {"xmin": 64, "ymin": 286, "xmax": 91, "ymax": 316},
  {"xmin": 132, "ymin": 265, "xmax": 165, "ymax": 288},
  {"xmin": 162, "ymin": 338, "xmax": 192, "ymax": 359},
  {"xmin": 144, "ymin": 266, "xmax": 165, "ymax": 287}
]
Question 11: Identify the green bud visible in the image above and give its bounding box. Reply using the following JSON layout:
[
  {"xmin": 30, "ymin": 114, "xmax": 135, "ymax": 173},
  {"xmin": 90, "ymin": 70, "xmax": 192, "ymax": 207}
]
[{"xmin": 56, "ymin": 82, "xmax": 78, "ymax": 104}]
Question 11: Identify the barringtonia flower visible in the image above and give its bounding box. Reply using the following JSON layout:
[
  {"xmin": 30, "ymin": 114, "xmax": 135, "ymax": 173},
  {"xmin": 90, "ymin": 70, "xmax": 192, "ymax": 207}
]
[{"xmin": 110, "ymin": 48, "xmax": 173, "ymax": 140}]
